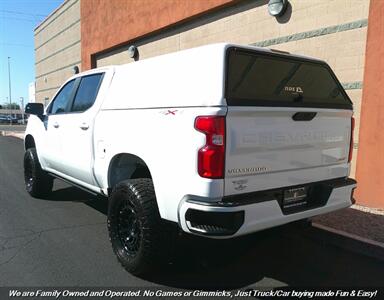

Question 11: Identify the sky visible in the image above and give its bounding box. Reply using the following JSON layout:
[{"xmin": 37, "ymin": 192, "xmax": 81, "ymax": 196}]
[{"xmin": 0, "ymin": 0, "xmax": 63, "ymax": 107}]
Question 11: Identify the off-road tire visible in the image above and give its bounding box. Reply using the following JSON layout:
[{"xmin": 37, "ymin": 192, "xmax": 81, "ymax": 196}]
[
  {"xmin": 108, "ymin": 178, "xmax": 177, "ymax": 276},
  {"xmin": 23, "ymin": 148, "xmax": 53, "ymax": 198}
]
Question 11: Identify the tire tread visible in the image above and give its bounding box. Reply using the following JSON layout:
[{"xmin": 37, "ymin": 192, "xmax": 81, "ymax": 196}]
[
  {"xmin": 24, "ymin": 148, "xmax": 53, "ymax": 198},
  {"xmin": 108, "ymin": 178, "xmax": 177, "ymax": 275}
]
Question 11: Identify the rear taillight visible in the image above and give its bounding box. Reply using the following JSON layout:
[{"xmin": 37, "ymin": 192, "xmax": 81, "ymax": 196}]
[
  {"xmin": 348, "ymin": 117, "xmax": 355, "ymax": 163},
  {"xmin": 194, "ymin": 116, "xmax": 226, "ymax": 179}
]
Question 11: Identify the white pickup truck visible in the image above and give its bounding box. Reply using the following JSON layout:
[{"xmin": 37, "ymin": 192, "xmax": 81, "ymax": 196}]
[{"xmin": 24, "ymin": 43, "xmax": 356, "ymax": 275}]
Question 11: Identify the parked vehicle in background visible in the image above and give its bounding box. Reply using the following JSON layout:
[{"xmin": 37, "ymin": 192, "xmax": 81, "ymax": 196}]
[
  {"xmin": 11, "ymin": 116, "xmax": 20, "ymax": 123},
  {"xmin": 0, "ymin": 114, "xmax": 25, "ymax": 124},
  {"xmin": 0, "ymin": 115, "xmax": 12, "ymax": 124},
  {"xmin": 17, "ymin": 117, "xmax": 28, "ymax": 125},
  {"xmin": 22, "ymin": 43, "xmax": 357, "ymax": 276}
]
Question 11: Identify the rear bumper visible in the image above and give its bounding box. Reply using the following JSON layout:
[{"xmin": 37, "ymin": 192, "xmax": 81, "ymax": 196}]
[{"xmin": 178, "ymin": 178, "xmax": 356, "ymax": 238}]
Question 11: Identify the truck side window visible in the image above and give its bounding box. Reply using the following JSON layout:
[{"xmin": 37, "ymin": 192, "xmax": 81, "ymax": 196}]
[
  {"xmin": 49, "ymin": 80, "xmax": 75, "ymax": 114},
  {"xmin": 71, "ymin": 74, "xmax": 103, "ymax": 113}
]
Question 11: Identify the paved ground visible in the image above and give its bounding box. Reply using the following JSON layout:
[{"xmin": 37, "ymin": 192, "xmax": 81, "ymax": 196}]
[
  {"xmin": 0, "ymin": 136, "xmax": 383, "ymax": 289},
  {"xmin": 314, "ymin": 205, "xmax": 384, "ymax": 244},
  {"xmin": 0, "ymin": 124, "xmax": 26, "ymax": 132}
]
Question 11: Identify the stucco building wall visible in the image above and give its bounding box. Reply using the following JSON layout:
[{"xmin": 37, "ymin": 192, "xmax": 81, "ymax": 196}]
[
  {"xmin": 355, "ymin": 0, "xmax": 384, "ymax": 208},
  {"xmin": 34, "ymin": 0, "xmax": 81, "ymax": 105}
]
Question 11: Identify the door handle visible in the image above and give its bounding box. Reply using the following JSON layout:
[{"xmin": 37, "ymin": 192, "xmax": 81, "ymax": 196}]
[
  {"xmin": 53, "ymin": 122, "xmax": 59, "ymax": 128},
  {"xmin": 80, "ymin": 123, "xmax": 89, "ymax": 130},
  {"xmin": 292, "ymin": 112, "xmax": 317, "ymax": 121}
]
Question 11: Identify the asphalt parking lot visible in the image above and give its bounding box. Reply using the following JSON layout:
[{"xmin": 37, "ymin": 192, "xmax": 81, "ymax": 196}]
[{"xmin": 0, "ymin": 136, "xmax": 383, "ymax": 289}]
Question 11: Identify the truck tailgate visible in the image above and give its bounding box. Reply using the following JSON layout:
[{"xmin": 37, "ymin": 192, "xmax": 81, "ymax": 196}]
[{"xmin": 225, "ymin": 107, "xmax": 352, "ymax": 195}]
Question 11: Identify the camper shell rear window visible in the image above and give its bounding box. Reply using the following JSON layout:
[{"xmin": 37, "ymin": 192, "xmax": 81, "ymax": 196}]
[{"xmin": 225, "ymin": 47, "xmax": 353, "ymax": 109}]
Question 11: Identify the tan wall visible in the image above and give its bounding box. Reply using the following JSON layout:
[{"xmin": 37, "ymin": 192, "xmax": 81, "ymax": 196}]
[
  {"xmin": 96, "ymin": 0, "xmax": 369, "ymax": 65},
  {"xmin": 96, "ymin": 0, "xmax": 369, "ymax": 178},
  {"xmin": 34, "ymin": 0, "xmax": 81, "ymax": 104}
]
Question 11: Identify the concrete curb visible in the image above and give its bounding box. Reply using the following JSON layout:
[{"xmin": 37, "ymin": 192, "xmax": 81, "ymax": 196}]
[
  {"xmin": 0, "ymin": 131, "xmax": 24, "ymax": 139},
  {"xmin": 309, "ymin": 222, "xmax": 384, "ymax": 261}
]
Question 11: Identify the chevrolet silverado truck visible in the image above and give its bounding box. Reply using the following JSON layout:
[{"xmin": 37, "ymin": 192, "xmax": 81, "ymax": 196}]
[{"xmin": 23, "ymin": 43, "xmax": 356, "ymax": 275}]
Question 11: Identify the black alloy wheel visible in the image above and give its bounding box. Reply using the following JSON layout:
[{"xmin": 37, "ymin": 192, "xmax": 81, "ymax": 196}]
[
  {"xmin": 117, "ymin": 200, "xmax": 142, "ymax": 257},
  {"xmin": 108, "ymin": 178, "xmax": 177, "ymax": 275}
]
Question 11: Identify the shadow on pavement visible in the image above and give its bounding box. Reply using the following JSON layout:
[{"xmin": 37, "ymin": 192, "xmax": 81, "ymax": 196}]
[
  {"xmin": 148, "ymin": 227, "xmax": 384, "ymax": 289},
  {"xmin": 42, "ymin": 186, "xmax": 109, "ymax": 215},
  {"xmin": 47, "ymin": 184, "xmax": 384, "ymax": 289}
]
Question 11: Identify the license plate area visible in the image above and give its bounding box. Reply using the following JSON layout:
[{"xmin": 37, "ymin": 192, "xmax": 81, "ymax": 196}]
[
  {"xmin": 280, "ymin": 183, "xmax": 332, "ymax": 215},
  {"xmin": 283, "ymin": 187, "xmax": 308, "ymax": 209}
]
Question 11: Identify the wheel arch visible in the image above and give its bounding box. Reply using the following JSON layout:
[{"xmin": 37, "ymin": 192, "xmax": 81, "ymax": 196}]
[
  {"xmin": 107, "ymin": 153, "xmax": 153, "ymax": 191},
  {"xmin": 24, "ymin": 134, "xmax": 36, "ymax": 151}
]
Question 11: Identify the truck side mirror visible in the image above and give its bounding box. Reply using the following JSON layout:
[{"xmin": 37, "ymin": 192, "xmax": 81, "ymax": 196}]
[{"xmin": 25, "ymin": 103, "xmax": 44, "ymax": 118}]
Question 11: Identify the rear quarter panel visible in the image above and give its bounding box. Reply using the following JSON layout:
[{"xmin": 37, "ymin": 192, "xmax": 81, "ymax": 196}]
[{"xmin": 93, "ymin": 106, "xmax": 227, "ymax": 222}]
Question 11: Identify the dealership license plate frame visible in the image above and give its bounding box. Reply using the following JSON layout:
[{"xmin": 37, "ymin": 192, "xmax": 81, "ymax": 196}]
[{"xmin": 283, "ymin": 186, "xmax": 308, "ymax": 208}]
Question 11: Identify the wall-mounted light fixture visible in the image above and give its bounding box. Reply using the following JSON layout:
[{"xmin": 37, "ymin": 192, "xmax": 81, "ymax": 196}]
[
  {"xmin": 128, "ymin": 45, "xmax": 139, "ymax": 61},
  {"xmin": 268, "ymin": 0, "xmax": 288, "ymax": 17},
  {"xmin": 73, "ymin": 66, "xmax": 79, "ymax": 74}
]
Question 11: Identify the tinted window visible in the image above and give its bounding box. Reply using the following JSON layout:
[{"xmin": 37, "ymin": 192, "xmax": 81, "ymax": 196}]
[
  {"xmin": 226, "ymin": 49, "xmax": 352, "ymax": 109},
  {"xmin": 50, "ymin": 80, "xmax": 75, "ymax": 114},
  {"xmin": 71, "ymin": 74, "xmax": 103, "ymax": 112}
]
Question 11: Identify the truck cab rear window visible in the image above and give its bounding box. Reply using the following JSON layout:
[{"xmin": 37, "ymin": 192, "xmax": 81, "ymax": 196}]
[{"xmin": 226, "ymin": 49, "xmax": 352, "ymax": 109}]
